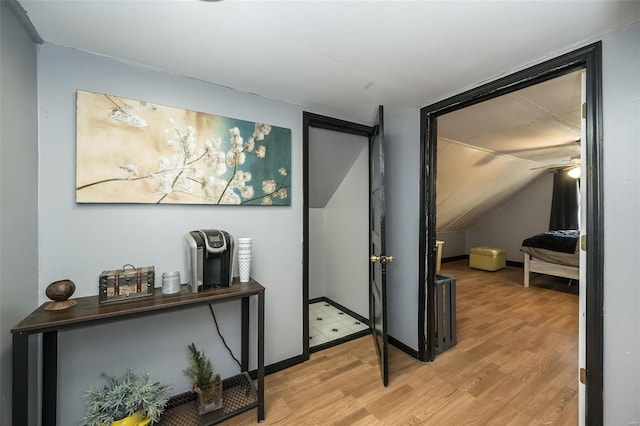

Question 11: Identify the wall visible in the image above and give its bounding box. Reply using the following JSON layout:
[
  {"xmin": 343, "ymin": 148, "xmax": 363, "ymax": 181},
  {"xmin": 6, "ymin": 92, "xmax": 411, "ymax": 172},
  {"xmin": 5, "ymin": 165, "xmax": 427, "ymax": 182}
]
[
  {"xmin": 385, "ymin": 108, "xmax": 421, "ymax": 350},
  {"xmin": 308, "ymin": 208, "xmax": 326, "ymax": 299},
  {"xmin": 324, "ymin": 145, "xmax": 369, "ymax": 317},
  {"xmin": 37, "ymin": 44, "xmax": 303, "ymax": 424},
  {"xmin": 435, "ymin": 230, "xmax": 466, "ymax": 259},
  {"xmin": 601, "ymin": 22, "xmax": 640, "ymax": 425},
  {"xmin": 466, "ymin": 173, "xmax": 553, "ymax": 261},
  {"xmin": 0, "ymin": 4, "xmax": 39, "ymax": 424}
]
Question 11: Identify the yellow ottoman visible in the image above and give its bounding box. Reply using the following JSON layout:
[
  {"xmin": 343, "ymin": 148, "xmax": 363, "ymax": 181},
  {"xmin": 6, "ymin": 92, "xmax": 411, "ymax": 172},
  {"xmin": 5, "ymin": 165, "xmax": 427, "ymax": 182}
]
[{"xmin": 469, "ymin": 247, "xmax": 506, "ymax": 271}]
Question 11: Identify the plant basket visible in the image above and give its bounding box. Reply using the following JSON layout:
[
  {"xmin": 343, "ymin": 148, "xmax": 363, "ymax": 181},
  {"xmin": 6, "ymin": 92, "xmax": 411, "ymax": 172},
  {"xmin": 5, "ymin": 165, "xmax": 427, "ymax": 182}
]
[{"xmin": 195, "ymin": 373, "xmax": 223, "ymax": 415}]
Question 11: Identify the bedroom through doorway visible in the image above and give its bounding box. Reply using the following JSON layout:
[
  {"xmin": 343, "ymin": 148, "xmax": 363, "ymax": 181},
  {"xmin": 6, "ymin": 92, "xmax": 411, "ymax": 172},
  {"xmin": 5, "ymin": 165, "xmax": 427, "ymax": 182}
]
[
  {"xmin": 434, "ymin": 68, "xmax": 584, "ymax": 421},
  {"xmin": 421, "ymin": 43, "xmax": 604, "ymax": 424}
]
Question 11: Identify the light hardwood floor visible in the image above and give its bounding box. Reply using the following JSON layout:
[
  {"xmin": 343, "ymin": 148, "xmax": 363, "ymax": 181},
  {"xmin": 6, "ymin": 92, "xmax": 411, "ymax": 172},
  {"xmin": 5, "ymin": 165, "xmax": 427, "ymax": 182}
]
[{"xmin": 225, "ymin": 260, "xmax": 579, "ymax": 425}]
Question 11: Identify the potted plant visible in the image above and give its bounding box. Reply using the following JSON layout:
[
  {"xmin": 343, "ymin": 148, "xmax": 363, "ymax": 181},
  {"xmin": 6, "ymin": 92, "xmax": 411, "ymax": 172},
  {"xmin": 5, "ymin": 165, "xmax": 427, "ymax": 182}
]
[
  {"xmin": 81, "ymin": 369, "xmax": 171, "ymax": 426},
  {"xmin": 183, "ymin": 343, "xmax": 223, "ymax": 414}
]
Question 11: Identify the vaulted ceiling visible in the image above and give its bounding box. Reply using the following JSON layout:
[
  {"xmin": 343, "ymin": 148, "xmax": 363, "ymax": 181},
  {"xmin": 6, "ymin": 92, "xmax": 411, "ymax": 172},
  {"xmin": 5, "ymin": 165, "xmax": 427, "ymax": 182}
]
[{"xmin": 437, "ymin": 70, "xmax": 582, "ymax": 232}]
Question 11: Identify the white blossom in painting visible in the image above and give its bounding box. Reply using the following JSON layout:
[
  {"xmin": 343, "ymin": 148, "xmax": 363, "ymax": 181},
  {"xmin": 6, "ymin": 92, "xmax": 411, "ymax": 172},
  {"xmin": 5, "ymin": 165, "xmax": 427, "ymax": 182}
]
[
  {"xmin": 105, "ymin": 94, "xmax": 151, "ymax": 127},
  {"xmin": 76, "ymin": 93, "xmax": 290, "ymax": 205},
  {"xmin": 262, "ymin": 179, "xmax": 276, "ymax": 194},
  {"xmin": 118, "ymin": 163, "xmax": 139, "ymax": 178}
]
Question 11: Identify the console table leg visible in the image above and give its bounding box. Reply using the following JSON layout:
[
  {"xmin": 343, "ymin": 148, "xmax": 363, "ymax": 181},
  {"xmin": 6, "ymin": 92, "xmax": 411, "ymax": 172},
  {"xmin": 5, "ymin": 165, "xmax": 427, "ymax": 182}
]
[
  {"xmin": 43, "ymin": 330, "xmax": 58, "ymax": 425},
  {"xmin": 257, "ymin": 291, "xmax": 265, "ymax": 422},
  {"xmin": 241, "ymin": 297, "xmax": 249, "ymax": 372},
  {"xmin": 12, "ymin": 332, "xmax": 28, "ymax": 426}
]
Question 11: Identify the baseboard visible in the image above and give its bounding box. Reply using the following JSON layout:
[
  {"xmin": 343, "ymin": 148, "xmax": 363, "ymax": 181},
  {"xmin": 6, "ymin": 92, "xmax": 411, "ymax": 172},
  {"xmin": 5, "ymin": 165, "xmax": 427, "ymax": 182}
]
[
  {"xmin": 443, "ymin": 256, "xmax": 523, "ymax": 269},
  {"xmin": 388, "ymin": 335, "xmax": 419, "ymax": 359},
  {"xmin": 248, "ymin": 353, "xmax": 306, "ymax": 380},
  {"xmin": 249, "ymin": 334, "xmax": 420, "ymax": 379},
  {"xmin": 442, "ymin": 255, "xmax": 468, "ymax": 263}
]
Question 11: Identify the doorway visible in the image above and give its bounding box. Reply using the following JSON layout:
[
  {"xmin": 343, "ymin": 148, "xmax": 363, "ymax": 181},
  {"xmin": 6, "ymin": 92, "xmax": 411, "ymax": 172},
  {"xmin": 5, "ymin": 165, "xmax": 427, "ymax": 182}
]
[
  {"xmin": 419, "ymin": 43, "xmax": 603, "ymax": 423},
  {"xmin": 302, "ymin": 112, "xmax": 373, "ymax": 359}
]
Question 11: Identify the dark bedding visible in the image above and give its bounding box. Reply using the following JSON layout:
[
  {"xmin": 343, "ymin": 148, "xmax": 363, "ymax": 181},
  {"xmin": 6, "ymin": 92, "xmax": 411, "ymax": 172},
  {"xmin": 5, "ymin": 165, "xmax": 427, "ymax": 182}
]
[{"xmin": 521, "ymin": 229, "xmax": 579, "ymax": 254}]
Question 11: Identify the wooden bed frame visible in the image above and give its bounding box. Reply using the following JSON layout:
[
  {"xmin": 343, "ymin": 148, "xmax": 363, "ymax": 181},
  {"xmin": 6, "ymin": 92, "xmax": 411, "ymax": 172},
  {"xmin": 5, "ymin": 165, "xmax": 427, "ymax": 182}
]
[{"xmin": 523, "ymin": 252, "xmax": 579, "ymax": 288}]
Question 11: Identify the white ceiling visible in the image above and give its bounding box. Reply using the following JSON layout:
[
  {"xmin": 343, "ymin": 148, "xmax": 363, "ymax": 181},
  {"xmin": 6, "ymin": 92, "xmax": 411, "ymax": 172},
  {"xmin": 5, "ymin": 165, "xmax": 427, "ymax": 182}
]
[{"xmin": 17, "ymin": 0, "xmax": 640, "ymax": 124}]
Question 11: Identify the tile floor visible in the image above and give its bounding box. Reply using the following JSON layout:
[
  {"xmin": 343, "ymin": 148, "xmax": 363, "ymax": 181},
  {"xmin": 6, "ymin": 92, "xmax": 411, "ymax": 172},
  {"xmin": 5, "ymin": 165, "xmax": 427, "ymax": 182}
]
[{"xmin": 309, "ymin": 301, "xmax": 368, "ymax": 347}]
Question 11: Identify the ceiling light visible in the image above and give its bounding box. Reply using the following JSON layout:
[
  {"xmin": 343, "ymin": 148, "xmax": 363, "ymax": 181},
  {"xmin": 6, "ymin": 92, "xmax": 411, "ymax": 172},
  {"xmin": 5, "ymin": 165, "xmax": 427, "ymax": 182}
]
[{"xmin": 567, "ymin": 166, "xmax": 581, "ymax": 179}]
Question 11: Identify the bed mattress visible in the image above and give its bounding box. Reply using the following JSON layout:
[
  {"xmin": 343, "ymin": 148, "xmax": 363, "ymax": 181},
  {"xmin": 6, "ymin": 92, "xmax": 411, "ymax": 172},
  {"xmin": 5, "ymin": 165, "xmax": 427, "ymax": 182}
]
[{"xmin": 520, "ymin": 246, "xmax": 579, "ymax": 267}]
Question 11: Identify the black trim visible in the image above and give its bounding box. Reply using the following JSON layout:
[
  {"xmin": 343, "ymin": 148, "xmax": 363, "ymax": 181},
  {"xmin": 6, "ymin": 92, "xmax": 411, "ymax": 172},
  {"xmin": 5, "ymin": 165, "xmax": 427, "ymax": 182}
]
[
  {"xmin": 388, "ymin": 335, "xmax": 419, "ymax": 359},
  {"xmin": 248, "ymin": 354, "xmax": 306, "ymax": 380},
  {"xmin": 441, "ymin": 255, "xmax": 468, "ymax": 263},
  {"xmin": 420, "ymin": 42, "xmax": 603, "ymax": 424},
  {"xmin": 441, "ymin": 256, "xmax": 522, "ymax": 268},
  {"xmin": 302, "ymin": 112, "xmax": 374, "ymax": 362}
]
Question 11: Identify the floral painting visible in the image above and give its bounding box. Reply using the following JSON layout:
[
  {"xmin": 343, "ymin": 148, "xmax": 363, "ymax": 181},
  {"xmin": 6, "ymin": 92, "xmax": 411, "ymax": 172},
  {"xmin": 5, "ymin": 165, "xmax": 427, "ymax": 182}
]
[{"xmin": 75, "ymin": 90, "xmax": 291, "ymax": 205}]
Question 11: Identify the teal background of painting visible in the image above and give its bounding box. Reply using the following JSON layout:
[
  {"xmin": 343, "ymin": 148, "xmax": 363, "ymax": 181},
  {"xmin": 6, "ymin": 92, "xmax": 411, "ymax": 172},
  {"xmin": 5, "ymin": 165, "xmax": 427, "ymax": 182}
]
[{"xmin": 213, "ymin": 116, "xmax": 291, "ymax": 205}]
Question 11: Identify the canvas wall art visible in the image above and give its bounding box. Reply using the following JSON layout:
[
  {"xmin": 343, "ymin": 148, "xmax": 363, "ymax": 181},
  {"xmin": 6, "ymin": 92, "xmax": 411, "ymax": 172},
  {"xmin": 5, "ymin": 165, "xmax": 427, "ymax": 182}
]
[{"xmin": 75, "ymin": 90, "xmax": 291, "ymax": 205}]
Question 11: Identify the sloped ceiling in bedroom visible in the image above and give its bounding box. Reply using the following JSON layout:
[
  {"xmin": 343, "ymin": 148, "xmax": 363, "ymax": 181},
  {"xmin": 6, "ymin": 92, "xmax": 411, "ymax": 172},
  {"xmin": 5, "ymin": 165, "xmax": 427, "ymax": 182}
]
[{"xmin": 437, "ymin": 70, "xmax": 582, "ymax": 233}]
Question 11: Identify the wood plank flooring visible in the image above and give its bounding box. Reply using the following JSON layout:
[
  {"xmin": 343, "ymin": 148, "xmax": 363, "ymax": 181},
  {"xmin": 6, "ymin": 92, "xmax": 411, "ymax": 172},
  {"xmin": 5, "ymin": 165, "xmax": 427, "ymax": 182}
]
[{"xmin": 224, "ymin": 261, "xmax": 578, "ymax": 425}]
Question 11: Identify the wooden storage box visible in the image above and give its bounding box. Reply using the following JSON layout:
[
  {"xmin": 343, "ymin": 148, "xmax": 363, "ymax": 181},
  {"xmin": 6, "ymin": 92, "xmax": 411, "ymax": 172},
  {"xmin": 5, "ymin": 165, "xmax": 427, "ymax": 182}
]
[
  {"xmin": 435, "ymin": 274, "xmax": 457, "ymax": 354},
  {"xmin": 99, "ymin": 264, "xmax": 155, "ymax": 303},
  {"xmin": 469, "ymin": 247, "xmax": 506, "ymax": 271}
]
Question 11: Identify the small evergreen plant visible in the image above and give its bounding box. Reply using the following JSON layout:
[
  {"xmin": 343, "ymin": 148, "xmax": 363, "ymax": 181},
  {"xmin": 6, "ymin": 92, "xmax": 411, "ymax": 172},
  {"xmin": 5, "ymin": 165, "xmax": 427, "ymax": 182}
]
[
  {"xmin": 81, "ymin": 369, "xmax": 171, "ymax": 426},
  {"xmin": 183, "ymin": 343, "xmax": 214, "ymax": 392}
]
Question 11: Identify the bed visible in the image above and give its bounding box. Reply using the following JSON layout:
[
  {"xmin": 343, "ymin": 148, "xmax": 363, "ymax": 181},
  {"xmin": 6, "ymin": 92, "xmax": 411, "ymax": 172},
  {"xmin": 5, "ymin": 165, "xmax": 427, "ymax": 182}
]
[{"xmin": 520, "ymin": 230, "xmax": 580, "ymax": 287}]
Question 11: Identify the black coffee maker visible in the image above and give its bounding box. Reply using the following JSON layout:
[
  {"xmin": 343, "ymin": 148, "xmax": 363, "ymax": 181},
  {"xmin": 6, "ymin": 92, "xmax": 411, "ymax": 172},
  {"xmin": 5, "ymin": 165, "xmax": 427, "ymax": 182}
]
[{"xmin": 184, "ymin": 229, "xmax": 235, "ymax": 292}]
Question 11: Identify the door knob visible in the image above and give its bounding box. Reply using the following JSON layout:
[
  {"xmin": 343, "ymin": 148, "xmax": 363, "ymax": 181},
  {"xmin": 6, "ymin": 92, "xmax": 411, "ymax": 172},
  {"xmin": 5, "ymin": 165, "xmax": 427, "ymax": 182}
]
[{"xmin": 370, "ymin": 255, "xmax": 381, "ymax": 263}]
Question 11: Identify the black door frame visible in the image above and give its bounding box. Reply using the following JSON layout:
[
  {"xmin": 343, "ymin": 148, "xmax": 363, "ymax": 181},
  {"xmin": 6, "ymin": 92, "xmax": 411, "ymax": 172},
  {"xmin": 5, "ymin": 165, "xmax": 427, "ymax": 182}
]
[
  {"xmin": 302, "ymin": 111, "xmax": 373, "ymax": 360},
  {"xmin": 419, "ymin": 42, "xmax": 603, "ymax": 423}
]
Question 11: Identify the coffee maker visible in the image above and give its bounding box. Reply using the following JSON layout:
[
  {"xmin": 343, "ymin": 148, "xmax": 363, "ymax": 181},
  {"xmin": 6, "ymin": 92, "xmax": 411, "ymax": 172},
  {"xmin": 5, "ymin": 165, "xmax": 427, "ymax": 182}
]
[{"xmin": 184, "ymin": 229, "xmax": 235, "ymax": 292}]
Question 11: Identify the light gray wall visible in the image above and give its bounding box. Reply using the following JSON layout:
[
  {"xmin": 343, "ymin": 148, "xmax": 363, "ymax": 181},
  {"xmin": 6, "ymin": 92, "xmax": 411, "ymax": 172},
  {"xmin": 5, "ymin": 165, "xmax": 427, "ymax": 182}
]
[
  {"xmin": 309, "ymin": 208, "xmax": 326, "ymax": 300},
  {"xmin": 324, "ymin": 145, "xmax": 369, "ymax": 318},
  {"xmin": 385, "ymin": 108, "xmax": 421, "ymax": 350},
  {"xmin": 601, "ymin": 22, "xmax": 640, "ymax": 425},
  {"xmin": 435, "ymin": 230, "xmax": 466, "ymax": 259},
  {"xmin": 37, "ymin": 44, "xmax": 303, "ymax": 424},
  {"xmin": 0, "ymin": 4, "xmax": 39, "ymax": 424},
  {"xmin": 466, "ymin": 173, "xmax": 553, "ymax": 261}
]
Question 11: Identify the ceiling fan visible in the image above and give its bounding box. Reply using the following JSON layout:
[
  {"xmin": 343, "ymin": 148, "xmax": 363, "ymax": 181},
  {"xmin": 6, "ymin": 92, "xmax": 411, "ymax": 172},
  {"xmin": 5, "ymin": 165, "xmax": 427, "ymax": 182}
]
[{"xmin": 530, "ymin": 155, "xmax": 581, "ymax": 178}]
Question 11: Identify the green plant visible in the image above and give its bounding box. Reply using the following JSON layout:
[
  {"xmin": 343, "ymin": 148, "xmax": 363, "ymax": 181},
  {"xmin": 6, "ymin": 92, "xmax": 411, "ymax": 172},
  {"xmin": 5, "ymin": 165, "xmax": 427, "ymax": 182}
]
[
  {"xmin": 81, "ymin": 369, "xmax": 171, "ymax": 426},
  {"xmin": 183, "ymin": 343, "xmax": 214, "ymax": 392}
]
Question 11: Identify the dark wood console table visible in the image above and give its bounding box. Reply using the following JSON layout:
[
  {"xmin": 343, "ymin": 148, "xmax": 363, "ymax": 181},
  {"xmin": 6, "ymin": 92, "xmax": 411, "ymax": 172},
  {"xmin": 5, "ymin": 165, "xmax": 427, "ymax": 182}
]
[{"xmin": 11, "ymin": 279, "xmax": 265, "ymax": 426}]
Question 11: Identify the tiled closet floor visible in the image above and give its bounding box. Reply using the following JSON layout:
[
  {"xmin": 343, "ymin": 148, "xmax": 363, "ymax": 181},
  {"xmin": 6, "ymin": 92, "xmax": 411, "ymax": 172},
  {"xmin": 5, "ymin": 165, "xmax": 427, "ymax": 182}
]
[{"xmin": 309, "ymin": 301, "xmax": 368, "ymax": 348}]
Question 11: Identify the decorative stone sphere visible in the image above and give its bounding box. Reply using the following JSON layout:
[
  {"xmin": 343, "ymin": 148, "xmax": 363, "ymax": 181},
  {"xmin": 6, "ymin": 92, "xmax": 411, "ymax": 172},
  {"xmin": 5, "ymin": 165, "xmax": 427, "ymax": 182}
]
[{"xmin": 46, "ymin": 279, "xmax": 76, "ymax": 301}]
